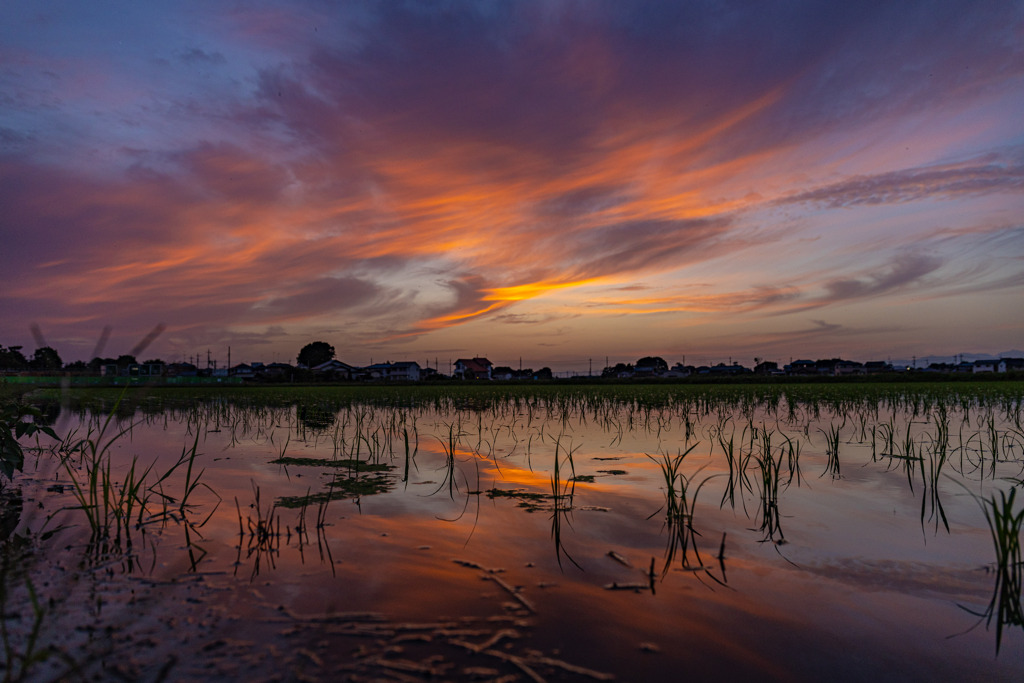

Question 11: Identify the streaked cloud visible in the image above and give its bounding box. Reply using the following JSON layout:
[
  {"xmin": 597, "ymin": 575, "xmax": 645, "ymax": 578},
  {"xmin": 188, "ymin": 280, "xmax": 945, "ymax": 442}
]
[
  {"xmin": 1, "ymin": 0, "xmax": 1022, "ymax": 366},
  {"xmin": 780, "ymin": 158, "xmax": 1024, "ymax": 209}
]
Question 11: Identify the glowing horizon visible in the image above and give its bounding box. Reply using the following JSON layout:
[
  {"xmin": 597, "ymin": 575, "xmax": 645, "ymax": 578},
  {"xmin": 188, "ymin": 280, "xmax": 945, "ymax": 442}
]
[{"xmin": 2, "ymin": 2, "xmax": 1022, "ymax": 372}]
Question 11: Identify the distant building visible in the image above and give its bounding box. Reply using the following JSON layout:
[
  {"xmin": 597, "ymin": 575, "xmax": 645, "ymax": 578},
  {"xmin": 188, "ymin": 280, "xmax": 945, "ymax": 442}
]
[
  {"xmin": 312, "ymin": 359, "xmax": 357, "ymax": 380},
  {"xmin": 785, "ymin": 359, "xmax": 817, "ymax": 375},
  {"xmin": 388, "ymin": 361, "xmax": 421, "ymax": 381},
  {"xmin": 973, "ymin": 360, "xmax": 997, "ymax": 373},
  {"xmin": 1001, "ymin": 358, "xmax": 1024, "ymax": 373},
  {"xmin": 166, "ymin": 362, "xmax": 197, "ymax": 377},
  {"xmin": 864, "ymin": 361, "xmax": 893, "ymax": 374},
  {"xmin": 359, "ymin": 361, "xmax": 421, "ymax": 381},
  {"xmin": 454, "ymin": 358, "xmax": 492, "ymax": 380},
  {"xmin": 491, "ymin": 366, "xmax": 515, "ymax": 380},
  {"xmin": 264, "ymin": 362, "xmax": 295, "ymax": 379},
  {"xmin": 665, "ymin": 363, "xmax": 693, "ymax": 378},
  {"xmin": 709, "ymin": 362, "xmax": 749, "ymax": 376},
  {"xmin": 230, "ymin": 363, "xmax": 256, "ymax": 379},
  {"xmin": 833, "ymin": 360, "xmax": 865, "ymax": 376}
]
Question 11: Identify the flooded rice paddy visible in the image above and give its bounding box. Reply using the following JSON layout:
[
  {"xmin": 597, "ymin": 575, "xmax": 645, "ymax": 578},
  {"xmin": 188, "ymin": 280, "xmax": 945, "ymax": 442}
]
[{"xmin": 3, "ymin": 382, "xmax": 1024, "ymax": 681}]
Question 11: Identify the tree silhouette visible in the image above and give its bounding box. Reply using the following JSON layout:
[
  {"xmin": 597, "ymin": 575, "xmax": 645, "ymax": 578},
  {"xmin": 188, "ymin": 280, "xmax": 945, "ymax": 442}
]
[
  {"xmin": 297, "ymin": 341, "xmax": 335, "ymax": 368},
  {"xmin": 0, "ymin": 346, "xmax": 29, "ymax": 371},
  {"xmin": 30, "ymin": 346, "xmax": 63, "ymax": 372},
  {"xmin": 636, "ymin": 356, "xmax": 668, "ymax": 373}
]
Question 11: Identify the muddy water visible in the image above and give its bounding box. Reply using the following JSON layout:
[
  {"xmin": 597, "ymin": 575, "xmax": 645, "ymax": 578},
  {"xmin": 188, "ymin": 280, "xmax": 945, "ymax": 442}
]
[{"xmin": 3, "ymin": 390, "xmax": 1023, "ymax": 681}]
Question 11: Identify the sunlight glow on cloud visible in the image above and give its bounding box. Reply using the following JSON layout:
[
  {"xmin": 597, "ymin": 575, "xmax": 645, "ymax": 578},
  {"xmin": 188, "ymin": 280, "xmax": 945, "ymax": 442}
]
[{"xmin": 1, "ymin": 0, "xmax": 1022, "ymax": 367}]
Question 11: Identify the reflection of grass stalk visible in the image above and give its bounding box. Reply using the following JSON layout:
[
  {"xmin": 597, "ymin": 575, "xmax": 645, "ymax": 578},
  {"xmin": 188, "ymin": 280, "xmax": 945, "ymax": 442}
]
[
  {"xmin": 922, "ymin": 426, "xmax": 949, "ymax": 534},
  {"xmin": 780, "ymin": 432, "xmax": 802, "ymax": 486},
  {"xmin": 756, "ymin": 450, "xmax": 784, "ymax": 543},
  {"xmin": 820, "ymin": 423, "xmax": 841, "ymax": 479},
  {"xmin": 0, "ymin": 578, "xmax": 55, "ymax": 682},
  {"xmin": 964, "ymin": 487, "xmax": 1024, "ymax": 653},
  {"xmin": 433, "ymin": 420, "xmax": 462, "ymax": 499},
  {"xmin": 402, "ymin": 427, "xmax": 411, "ymax": 484},
  {"xmin": 718, "ymin": 431, "xmax": 738, "ymax": 509},
  {"xmin": 987, "ymin": 415, "xmax": 1001, "ymax": 477}
]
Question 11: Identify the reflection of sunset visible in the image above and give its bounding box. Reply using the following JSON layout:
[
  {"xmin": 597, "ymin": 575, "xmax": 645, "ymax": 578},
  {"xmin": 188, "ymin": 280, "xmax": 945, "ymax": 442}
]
[{"xmin": 26, "ymin": 387, "xmax": 1017, "ymax": 678}]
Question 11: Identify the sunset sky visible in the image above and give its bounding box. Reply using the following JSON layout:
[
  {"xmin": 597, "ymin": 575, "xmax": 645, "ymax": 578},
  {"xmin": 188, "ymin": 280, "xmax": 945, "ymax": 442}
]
[{"xmin": 2, "ymin": 1, "xmax": 1022, "ymax": 371}]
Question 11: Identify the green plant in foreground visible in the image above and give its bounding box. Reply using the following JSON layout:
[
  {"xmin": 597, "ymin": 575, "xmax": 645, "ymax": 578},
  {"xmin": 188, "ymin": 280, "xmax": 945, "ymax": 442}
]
[{"xmin": 58, "ymin": 408, "xmax": 146, "ymax": 550}]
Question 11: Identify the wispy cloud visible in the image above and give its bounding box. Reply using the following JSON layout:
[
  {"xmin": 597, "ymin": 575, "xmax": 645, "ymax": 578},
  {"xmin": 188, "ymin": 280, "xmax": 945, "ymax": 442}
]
[
  {"xmin": 780, "ymin": 158, "xmax": 1024, "ymax": 209},
  {"xmin": 1, "ymin": 0, "xmax": 1021, "ymax": 363}
]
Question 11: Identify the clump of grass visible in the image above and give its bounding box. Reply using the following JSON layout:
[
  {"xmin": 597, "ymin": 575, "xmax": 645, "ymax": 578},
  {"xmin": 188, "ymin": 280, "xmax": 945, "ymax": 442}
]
[
  {"xmin": 236, "ymin": 482, "xmax": 281, "ymax": 579},
  {"xmin": 57, "ymin": 401, "xmax": 146, "ymax": 552},
  {"xmin": 647, "ymin": 443, "xmax": 714, "ymax": 575}
]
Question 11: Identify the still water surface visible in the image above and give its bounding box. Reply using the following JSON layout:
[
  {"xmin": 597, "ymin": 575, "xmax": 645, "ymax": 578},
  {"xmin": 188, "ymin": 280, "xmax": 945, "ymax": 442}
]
[{"xmin": 5, "ymin": 385, "xmax": 1024, "ymax": 680}]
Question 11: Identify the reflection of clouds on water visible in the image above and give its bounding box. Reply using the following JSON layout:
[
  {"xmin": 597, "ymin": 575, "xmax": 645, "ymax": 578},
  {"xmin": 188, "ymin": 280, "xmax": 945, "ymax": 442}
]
[
  {"xmin": 5, "ymin": 386, "xmax": 1024, "ymax": 677},
  {"xmin": 800, "ymin": 557, "xmax": 989, "ymax": 601}
]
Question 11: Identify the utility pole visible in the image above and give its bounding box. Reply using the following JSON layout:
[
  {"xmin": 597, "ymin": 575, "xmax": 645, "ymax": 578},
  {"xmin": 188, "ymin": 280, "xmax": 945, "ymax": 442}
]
[
  {"xmin": 228, "ymin": 346, "xmax": 231, "ymax": 375},
  {"xmin": 589, "ymin": 358, "xmax": 592, "ymax": 376}
]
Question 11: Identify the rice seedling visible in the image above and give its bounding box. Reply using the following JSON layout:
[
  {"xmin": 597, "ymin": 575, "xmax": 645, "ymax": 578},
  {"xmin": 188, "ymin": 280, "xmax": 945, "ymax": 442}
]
[
  {"xmin": 57, "ymin": 409, "xmax": 147, "ymax": 552},
  {"xmin": 550, "ymin": 441, "xmax": 581, "ymax": 571},
  {"xmin": 433, "ymin": 420, "xmax": 465, "ymax": 499},
  {"xmin": 236, "ymin": 482, "xmax": 281, "ymax": 579},
  {"xmin": 647, "ymin": 443, "xmax": 715, "ymax": 575}
]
